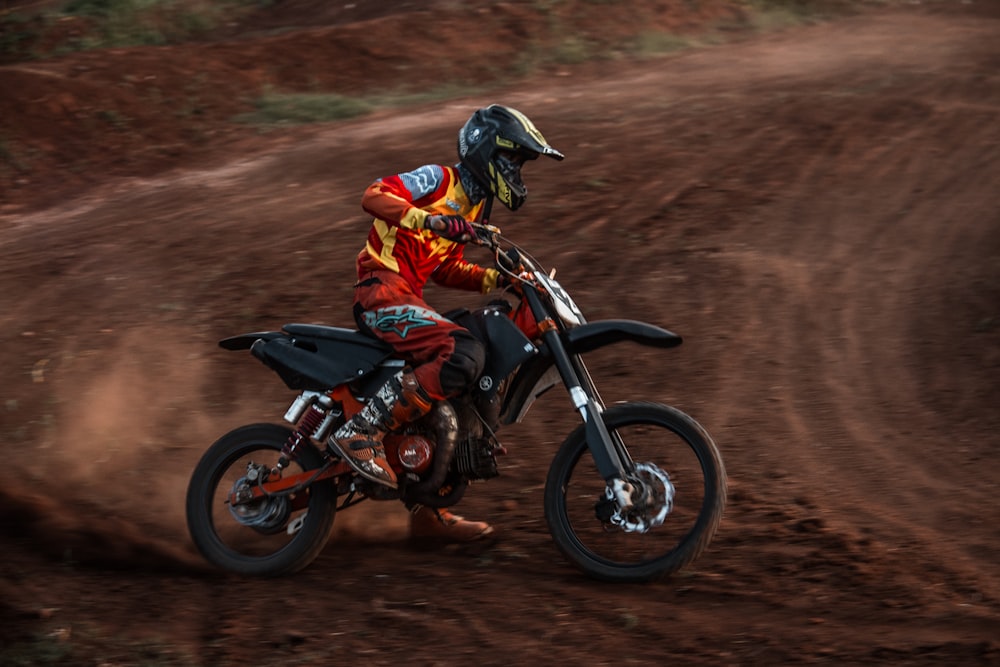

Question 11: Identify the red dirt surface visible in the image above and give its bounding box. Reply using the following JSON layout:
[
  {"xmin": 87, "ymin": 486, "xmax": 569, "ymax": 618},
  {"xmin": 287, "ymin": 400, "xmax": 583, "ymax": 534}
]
[{"xmin": 1, "ymin": 1, "xmax": 999, "ymax": 665}]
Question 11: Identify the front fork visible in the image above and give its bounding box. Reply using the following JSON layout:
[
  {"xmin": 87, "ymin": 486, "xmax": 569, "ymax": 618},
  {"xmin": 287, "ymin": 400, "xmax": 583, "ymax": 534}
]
[
  {"xmin": 526, "ymin": 292, "xmax": 637, "ymax": 508},
  {"xmin": 554, "ymin": 338, "xmax": 641, "ymax": 512}
]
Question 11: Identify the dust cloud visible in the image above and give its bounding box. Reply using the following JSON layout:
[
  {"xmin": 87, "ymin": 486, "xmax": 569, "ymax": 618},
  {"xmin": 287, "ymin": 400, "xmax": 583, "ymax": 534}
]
[{"xmin": 3, "ymin": 324, "xmax": 412, "ymax": 571}]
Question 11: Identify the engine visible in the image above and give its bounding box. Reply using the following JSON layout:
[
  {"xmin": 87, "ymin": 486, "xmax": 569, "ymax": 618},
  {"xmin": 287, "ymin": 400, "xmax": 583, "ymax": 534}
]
[
  {"xmin": 453, "ymin": 436, "xmax": 502, "ymax": 480},
  {"xmin": 385, "ymin": 432, "xmax": 501, "ymax": 481}
]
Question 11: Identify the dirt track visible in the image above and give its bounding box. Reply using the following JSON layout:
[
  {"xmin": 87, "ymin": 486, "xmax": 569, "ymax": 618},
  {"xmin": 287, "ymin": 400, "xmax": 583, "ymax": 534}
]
[{"xmin": 1, "ymin": 2, "xmax": 999, "ymax": 665}]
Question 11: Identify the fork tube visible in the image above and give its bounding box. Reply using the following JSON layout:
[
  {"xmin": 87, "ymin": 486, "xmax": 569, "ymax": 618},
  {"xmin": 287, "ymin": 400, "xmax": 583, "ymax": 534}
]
[
  {"xmin": 524, "ymin": 289, "xmax": 627, "ymax": 481},
  {"xmin": 573, "ymin": 355, "xmax": 635, "ymax": 474}
]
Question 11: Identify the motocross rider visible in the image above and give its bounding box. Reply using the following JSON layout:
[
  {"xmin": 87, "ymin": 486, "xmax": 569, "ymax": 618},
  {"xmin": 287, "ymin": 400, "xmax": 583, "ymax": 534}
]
[{"xmin": 327, "ymin": 104, "xmax": 564, "ymax": 542}]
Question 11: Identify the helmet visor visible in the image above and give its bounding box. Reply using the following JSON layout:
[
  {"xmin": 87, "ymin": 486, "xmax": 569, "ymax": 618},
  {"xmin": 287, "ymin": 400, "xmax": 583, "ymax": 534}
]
[{"xmin": 497, "ymin": 148, "xmax": 538, "ymax": 166}]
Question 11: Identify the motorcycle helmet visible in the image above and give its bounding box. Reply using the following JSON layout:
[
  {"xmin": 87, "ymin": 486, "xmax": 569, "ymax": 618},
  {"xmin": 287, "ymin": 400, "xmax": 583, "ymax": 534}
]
[{"xmin": 457, "ymin": 104, "xmax": 564, "ymax": 211}]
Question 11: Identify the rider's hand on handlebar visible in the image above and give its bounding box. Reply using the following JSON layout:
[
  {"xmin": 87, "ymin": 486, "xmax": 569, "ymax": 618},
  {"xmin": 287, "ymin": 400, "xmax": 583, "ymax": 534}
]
[
  {"xmin": 494, "ymin": 268, "xmax": 524, "ymax": 294},
  {"xmin": 426, "ymin": 214, "xmax": 475, "ymax": 244},
  {"xmin": 498, "ymin": 246, "xmax": 521, "ymax": 273}
]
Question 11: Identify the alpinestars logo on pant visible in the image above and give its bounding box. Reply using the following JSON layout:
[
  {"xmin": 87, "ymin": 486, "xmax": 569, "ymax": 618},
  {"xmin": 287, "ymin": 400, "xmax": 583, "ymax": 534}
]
[{"xmin": 364, "ymin": 306, "xmax": 438, "ymax": 339}]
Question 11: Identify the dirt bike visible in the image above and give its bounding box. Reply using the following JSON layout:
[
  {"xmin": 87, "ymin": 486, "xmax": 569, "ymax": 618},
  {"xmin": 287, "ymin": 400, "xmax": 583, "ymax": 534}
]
[{"xmin": 185, "ymin": 223, "xmax": 726, "ymax": 582}]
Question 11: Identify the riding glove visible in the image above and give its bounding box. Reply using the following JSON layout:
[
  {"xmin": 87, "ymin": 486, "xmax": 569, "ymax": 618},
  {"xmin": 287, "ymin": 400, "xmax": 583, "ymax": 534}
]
[{"xmin": 426, "ymin": 214, "xmax": 475, "ymax": 243}]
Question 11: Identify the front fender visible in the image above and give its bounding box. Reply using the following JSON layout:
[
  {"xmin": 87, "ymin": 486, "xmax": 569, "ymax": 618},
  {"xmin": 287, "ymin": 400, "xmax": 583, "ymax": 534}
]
[
  {"xmin": 563, "ymin": 319, "xmax": 682, "ymax": 354},
  {"xmin": 499, "ymin": 320, "xmax": 682, "ymax": 424}
]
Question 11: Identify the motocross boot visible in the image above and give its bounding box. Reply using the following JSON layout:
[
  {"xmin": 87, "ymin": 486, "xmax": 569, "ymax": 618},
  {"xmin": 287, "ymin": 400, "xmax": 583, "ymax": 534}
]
[
  {"xmin": 410, "ymin": 507, "xmax": 495, "ymax": 543},
  {"xmin": 327, "ymin": 369, "xmax": 433, "ymax": 489}
]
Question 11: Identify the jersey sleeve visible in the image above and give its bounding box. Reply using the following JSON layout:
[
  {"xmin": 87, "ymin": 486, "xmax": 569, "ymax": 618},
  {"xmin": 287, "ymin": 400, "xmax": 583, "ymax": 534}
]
[
  {"xmin": 362, "ymin": 165, "xmax": 446, "ymax": 230},
  {"xmin": 431, "ymin": 249, "xmax": 500, "ymax": 294}
]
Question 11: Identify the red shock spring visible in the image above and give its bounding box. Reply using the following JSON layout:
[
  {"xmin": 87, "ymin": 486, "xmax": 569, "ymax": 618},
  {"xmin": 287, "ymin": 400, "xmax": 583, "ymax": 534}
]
[{"xmin": 277, "ymin": 404, "xmax": 327, "ymax": 468}]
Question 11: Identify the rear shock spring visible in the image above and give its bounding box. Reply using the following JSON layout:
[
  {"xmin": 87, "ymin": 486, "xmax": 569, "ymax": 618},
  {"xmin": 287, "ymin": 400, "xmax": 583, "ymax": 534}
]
[{"xmin": 275, "ymin": 404, "xmax": 329, "ymax": 473}]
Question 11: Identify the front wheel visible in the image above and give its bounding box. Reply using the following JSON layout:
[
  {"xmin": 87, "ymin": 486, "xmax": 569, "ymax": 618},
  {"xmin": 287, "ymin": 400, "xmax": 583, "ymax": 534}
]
[
  {"xmin": 186, "ymin": 423, "xmax": 336, "ymax": 576},
  {"xmin": 544, "ymin": 402, "xmax": 726, "ymax": 582}
]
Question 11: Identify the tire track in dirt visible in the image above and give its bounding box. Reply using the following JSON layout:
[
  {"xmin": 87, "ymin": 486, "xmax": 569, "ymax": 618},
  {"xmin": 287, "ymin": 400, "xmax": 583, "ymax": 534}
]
[
  {"xmin": 521, "ymin": 8, "xmax": 1000, "ymax": 624},
  {"xmin": 688, "ymin": 33, "xmax": 1000, "ymax": 607},
  {"xmin": 2, "ymin": 7, "xmax": 998, "ymax": 664}
]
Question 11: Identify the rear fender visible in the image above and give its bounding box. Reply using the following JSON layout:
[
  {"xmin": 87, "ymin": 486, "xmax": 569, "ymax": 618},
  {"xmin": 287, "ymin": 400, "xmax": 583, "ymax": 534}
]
[
  {"xmin": 218, "ymin": 324, "xmax": 394, "ymax": 391},
  {"xmin": 219, "ymin": 331, "xmax": 284, "ymax": 350}
]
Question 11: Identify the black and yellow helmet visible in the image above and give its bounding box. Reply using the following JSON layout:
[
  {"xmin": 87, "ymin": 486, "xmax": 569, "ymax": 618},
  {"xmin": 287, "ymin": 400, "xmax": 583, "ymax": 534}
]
[{"xmin": 457, "ymin": 104, "xmax": 564, "ymax": 211}]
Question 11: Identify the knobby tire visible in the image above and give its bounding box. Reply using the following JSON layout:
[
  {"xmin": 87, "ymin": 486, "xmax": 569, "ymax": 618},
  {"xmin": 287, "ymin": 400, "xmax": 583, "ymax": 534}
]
[
  {"xmin": 544, "ymin": 402, "xmax": 726, "ymax": 582},
  {"xmin": 185, "ymin": 423, "xmax": 336, "ymax": 576}
]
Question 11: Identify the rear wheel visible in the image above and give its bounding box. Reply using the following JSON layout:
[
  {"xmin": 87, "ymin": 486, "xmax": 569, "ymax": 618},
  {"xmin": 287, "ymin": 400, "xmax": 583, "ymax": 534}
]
[
  {"xmin": 186, "ymin": 423, "xmax": 336, "ymax": 576},
  {"xmin": 544, "ymin": 402, "xmax": 726, "ymax": 582}
]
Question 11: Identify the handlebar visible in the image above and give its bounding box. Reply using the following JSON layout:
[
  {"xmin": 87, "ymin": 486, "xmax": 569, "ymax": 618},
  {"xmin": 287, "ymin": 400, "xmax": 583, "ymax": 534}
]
[
  {"xmin": 470, "ymin": 222, "xmax": 529, "ymax": 285},
  {"xmin": 470, "ymin": 222, "xmax": 501, "ymax": 249},
  {"xmin": 468, "ymin": 221, "xmax": 578, "ymax": 326}
]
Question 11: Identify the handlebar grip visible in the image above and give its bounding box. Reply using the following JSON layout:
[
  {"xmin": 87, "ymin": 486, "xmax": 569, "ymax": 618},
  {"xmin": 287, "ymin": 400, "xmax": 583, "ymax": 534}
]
[
  {"xmin": 498, "ymin": 247, "xmax": 521, "ymax": 272},
  {"xmin": 470, "ymin": 222, "xmax": 497, "ymax": 248}
]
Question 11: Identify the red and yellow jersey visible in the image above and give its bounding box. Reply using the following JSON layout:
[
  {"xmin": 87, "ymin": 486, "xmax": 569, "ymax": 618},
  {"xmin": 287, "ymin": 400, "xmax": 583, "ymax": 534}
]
[{"xmin": 357, "ymin": 164, "xmax": 498, "ymax": 297}]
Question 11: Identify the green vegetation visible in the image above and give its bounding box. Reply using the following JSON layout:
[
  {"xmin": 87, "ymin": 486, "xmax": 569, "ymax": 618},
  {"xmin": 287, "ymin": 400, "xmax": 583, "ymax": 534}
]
[
  {"xmin": 97, "ymin": 108, "xmax": 132, "ymax": 130},
  {"xmin": 61, "ymin": 0, "xmax": 270, "ymax": 47},
  {"xmin": 0, "ymin": 0, "xmax": 874, "ymax": 131},
  {"xmin": 0, "ymin": 0, "xmax": 874, "ymax": 64},
  {"xmin": 1, "ymin": 634, "xmax": 71, "ymax": 667},
  {"xmin": 0, "ymin": 631, "xmax": 199, "ymax": 667},
  {"xmin": 0, "ymin": 0, "xmax": 268, "ymax": 59},
  {"xmin": 235, "ymin": 91, "xmax": 373, "ymax": 126},
  {"xmin": 369, "ymin": 83, "xmax": 488, "ymax": 108},
  {"xmin": 0, "ymin": 136, "xmax": 29, "ymax": 174},
  {"xmin": 631, "ymin": 31, "xmax": 695, "ymax": 57},
  {"xmin": 746, "ymin": 0, "xmax": 862, "ymax": 28},
  {"xmin": 235, "ymin": 83, "xmax": 496, "ymax": 127},
  {"xmin": 552, "ymin": 35, "xmax": 597, "ymax": 65},
  {"xmin": 0, "ymin": 11, "xmax": 34, "ymax": 58}
]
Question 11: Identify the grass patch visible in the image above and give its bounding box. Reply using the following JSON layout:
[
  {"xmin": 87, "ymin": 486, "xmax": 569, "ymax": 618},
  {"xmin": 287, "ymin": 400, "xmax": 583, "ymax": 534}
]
[
  {"xmin": 60, "ymin": 0, "xmax": 277, "ymax": 48},
  {"xmin": 631, "ymin": 31, "xmax": 696, "ymax": 57},
  {"xmin": 0, "ymin": 630, "xmax": 200, "ymax": 667},
  {"xmin": 1, "ymin": 0, "xmax": 269, "ymax": 59},
  {"xmin": 237, "ymin": 82, "xmax": 497, "ymax": 127},
  {"xmin": 744, "ymin": 0, "xmax": 859, "ymax": 29},
  {"xmin": 552, "ymin": 35, "xmax": 597, "ymax": 65},
  {"xmin": 97, "ymin": 108, "xmax": 132, "ymax": 130},
  {"xmin": 0, "ymin": 633, "xmax": 71, "ymax": 666},
  {"xmin": 235, "ymin": 91, "xmax": 373, "ymax": 126},
  {"xmin": 0, "ymin": 12, "xmax": 37, "ymax": 60},
  {"xmin": 370, "ymin": 82, "xmax": 489, "ymax": 107},
  {"xmin": 0, "ymin": 136, "xmax": 30, "ymax": 173}
]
